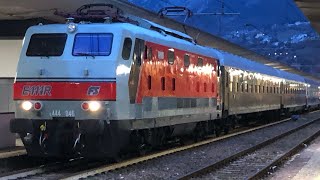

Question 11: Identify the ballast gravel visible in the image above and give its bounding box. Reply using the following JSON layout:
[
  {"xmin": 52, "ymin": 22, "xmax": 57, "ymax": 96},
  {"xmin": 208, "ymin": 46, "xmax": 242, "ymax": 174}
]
[{"xmin": 88, "ymin": 112, "xmax": 320, "ymax": 180}]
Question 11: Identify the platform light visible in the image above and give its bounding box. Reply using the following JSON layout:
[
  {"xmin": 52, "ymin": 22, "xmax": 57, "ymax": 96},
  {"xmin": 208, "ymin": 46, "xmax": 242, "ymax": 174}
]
[
  {"xmin": 89, "ymin": 101, "xmax": 101, "ymax": 112},
  {"xmin": 22, "ymin": 101, "xmax": 33, "ymax": 111}
]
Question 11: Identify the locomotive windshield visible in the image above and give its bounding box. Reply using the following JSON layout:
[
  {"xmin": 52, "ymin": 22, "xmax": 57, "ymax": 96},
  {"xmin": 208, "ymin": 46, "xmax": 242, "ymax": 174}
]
[
  {"xmin": 73, "ymin": 33, "xmax": 113, "ymax": 56},
  {"xmin": 26, "ymin": 33, "xmax": 67, "ymax": 56}
]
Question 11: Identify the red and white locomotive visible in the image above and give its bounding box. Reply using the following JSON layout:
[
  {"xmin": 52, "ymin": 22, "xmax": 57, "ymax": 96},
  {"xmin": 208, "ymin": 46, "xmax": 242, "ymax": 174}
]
[{"xmin": 10, "ymin": 5, "xmax": 320, "ymax": 158}]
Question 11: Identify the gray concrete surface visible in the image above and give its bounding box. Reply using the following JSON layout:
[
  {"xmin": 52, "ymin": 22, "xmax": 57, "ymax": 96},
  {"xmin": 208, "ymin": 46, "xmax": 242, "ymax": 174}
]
[
  {"xmin": 0, "ymin": 78, "xmax": 16, "ymax": 148},
  {"xmin": 0, "ymin": 113, "xmax": 15, "ymax": 148},
  {"xmin": 0, "ymin": 78, "xmax": 14, "ymax": 113}
]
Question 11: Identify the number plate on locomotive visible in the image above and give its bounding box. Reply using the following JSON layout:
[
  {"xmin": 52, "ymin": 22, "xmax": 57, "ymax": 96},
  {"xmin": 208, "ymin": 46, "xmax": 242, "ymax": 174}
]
[{"xmin": 49, "ymin": 110, "xmax": 75, "ymax": 117}]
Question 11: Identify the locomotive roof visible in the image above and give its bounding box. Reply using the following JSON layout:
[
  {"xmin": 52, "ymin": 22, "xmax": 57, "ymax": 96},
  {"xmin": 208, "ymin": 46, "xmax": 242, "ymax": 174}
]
[
  {"xmin": 217, "ymin": 50, "xmax": 305, "ymax": 83},
  {"xmin": 26, "ymin": 22, "xmax": 220, "ymax": 61},
  {"xmin": 26, "ymin": 22, "xmax": 307, "ymax": 83}
]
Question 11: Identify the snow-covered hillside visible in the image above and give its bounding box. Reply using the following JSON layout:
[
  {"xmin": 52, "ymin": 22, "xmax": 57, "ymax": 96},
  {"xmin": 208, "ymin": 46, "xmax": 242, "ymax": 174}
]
[{"xmin": 128, "ymin": 0, "xmax": 320, "ymax": 76}]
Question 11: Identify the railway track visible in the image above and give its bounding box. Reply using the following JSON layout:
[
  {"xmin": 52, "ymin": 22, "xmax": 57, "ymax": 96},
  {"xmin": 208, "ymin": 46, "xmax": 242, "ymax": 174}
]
[
  {"xmin": 179, "ymin": 117, "xmax": 320, "ymax": 179},
  {"xmin": 0, "ymin": 158, "xmax": 109, "ymax": 180},
  {"xmin": 60, "ymin": 111, "xmax": 320, "ymax": 180},
  {"xmin": 2, "ymin": 111, "xmax": 319, "ymax": 179}
]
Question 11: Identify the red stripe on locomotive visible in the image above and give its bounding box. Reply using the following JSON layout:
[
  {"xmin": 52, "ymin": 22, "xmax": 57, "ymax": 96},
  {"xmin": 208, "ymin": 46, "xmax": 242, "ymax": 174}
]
[
  {"xmin": 13, "ymin": 81, "xmax": 116, "ymax": 100},
  {"xmin": 136, "ymin": 41, "xmax": 219, "ymax": 103}
]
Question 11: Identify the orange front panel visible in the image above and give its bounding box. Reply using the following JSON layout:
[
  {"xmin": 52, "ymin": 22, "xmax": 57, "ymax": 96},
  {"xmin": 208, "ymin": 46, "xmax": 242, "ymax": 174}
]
[{"xmin": 136, "ymin": 41, "xmax": 218, "ymax": 103}]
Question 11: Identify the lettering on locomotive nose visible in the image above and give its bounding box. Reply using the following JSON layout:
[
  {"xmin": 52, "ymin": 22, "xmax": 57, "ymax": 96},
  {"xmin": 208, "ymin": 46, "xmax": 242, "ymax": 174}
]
[
  {"xmin": 22, "ymin": 85, "xmax": 52, "ymax": 96},
  {"xmin": 87, "ymin": 86, "xmax": 101, "ymax": 96}
]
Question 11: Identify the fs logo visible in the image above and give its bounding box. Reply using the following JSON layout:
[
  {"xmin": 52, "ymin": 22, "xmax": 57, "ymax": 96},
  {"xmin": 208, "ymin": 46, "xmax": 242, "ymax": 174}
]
[{"xmin": 87, "ymin": 86, "xmax": 101, "ymax": 96}]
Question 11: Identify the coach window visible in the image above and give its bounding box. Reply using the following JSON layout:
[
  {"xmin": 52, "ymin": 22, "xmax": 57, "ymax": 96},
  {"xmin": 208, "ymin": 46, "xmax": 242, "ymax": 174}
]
[
  {"xmin": 184, "ymin": 54, "xmax": 190, "ymax": 67},
  {"xmin": 122, "ymin": 38, "xmax": 132, "ymax": 60},
  {"xmin": 168, "ymin": 49, "xmax": 175, "ymax": 65},
  {"xmin": 197, "ymin": 58, "xmax": 203, "ymax": 67}
]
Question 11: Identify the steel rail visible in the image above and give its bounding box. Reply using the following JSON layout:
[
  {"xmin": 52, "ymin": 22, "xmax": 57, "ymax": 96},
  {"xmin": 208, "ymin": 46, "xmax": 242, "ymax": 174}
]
[
  {"xmin": 177, "ymin": 117, "xmax": 320, "ymax": 180},
  {"xmin": 61, "ymin": 114, "xmax": 310, "ymax": 180},
  {"xmin": 0, "ymin": 158, "xmax": 84, "ymax": 180},
  {"xmin": 249, "ymin": 125, "xmax": 320, "ymax": 179}
]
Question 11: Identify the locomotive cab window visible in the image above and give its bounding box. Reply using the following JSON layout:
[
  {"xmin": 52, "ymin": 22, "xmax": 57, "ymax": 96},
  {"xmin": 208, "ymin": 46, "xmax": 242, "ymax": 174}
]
[
  {"xmin": 73, "ymin": 33, "xmax": 113, "ymax": 56},
  {"xmin": 184, "ymin": 54, "xmax": 190, "ymax": 67},
  {"xmin": 168, "ymin": 49, "xmax": 175, "ymax": 65},
  {"xmin": 122, "ymin": 37, "xmax": 132, "ymax": 60},
  {"xmin": 27, "ymin": 33, "xmax": 67, "ymax": 56}
]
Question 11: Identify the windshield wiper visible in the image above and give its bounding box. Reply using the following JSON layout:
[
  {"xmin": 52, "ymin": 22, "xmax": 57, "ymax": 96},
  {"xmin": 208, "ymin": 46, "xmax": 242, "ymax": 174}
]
[{"xmin": 75, "ymin": 52, "xmax": 95, "ymax": 59}]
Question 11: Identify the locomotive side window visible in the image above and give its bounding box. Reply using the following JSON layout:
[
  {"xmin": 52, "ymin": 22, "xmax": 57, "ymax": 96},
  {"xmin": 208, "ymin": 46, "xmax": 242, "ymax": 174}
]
[
  {"xmin": 184, "ymin": 54, "xmax": 190, "ymax": 67},
  {"xmin": 73, "ymin": 33, "xmax": 113, "ymax": 56},
  {"xmin": 172, "ymin": 78, "xmax": 176, "ymax": 91},
  {"xmin": 147, "ymin": 47, "xmax": 152, "ymax": 60},
  {"xmin": 168, "ymin": 49, "xmax": 175, "ymax": 65},
  {"xmin": 161, "ymin": 77, "xmax": 165, "ymax": 91},
  {"xmin": 122, "ymin": 37, "xmax": 132, "ymax": 60},
  {"xmin": 197, "ymin": 58, "xmax": 203, "ymax": 67},
  {"xmin": 133, "ymin": 38, "xmax": 145, "ymax": 66},
  {"xmin": 26, "ymin": 33, "xmax": 67, "ymax": 56},
  {"xmin": 148, "ymin": 75, "xmax": 152, "ymax": 90}
]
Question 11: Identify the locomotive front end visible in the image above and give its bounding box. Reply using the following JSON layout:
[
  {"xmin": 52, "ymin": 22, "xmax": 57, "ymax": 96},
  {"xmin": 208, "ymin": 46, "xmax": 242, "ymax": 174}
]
[{"xmin": 10, "ymin": 23, "xmax": 125, "ymax": 158}]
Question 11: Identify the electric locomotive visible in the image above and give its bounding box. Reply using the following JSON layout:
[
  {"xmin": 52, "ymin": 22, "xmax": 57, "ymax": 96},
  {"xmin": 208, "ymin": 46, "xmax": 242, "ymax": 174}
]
[
  {"xmin": 10, "ymin": 4, "xmax": 320, "ymax": 158},
  {"xmin": 10, "ymin": 6, "xmax": 220, "ymax": 158}
]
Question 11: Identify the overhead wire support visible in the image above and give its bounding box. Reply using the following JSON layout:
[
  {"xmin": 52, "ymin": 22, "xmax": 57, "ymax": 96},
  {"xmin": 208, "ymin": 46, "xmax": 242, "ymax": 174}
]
[{"xmin": 158, "ymin": 6, "xmax": 239, "ymax": 22}]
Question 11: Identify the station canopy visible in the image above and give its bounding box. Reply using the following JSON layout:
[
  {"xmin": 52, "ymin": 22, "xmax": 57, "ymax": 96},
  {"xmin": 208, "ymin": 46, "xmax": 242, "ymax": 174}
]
[
  {"xmin": 295, "ymin": 0, "xmax": 320, "ymax": 34},
  {"xmin": 0, "ymin": 0, "xmax": 319, "ymax": 80}
]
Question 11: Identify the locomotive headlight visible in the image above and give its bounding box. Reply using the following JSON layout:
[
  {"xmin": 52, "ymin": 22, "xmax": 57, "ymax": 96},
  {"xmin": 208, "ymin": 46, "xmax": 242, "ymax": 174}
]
[
  {"xmin": 67, "ymin": 23, "xmax": 77, "ymax": 33},
  {"xmin": 88, "ymin": 101, "xmax": 101, "ymax": 112},
  {"xmin": 21, "ymin": 101, "xmax": 33, "ymax": 111}
]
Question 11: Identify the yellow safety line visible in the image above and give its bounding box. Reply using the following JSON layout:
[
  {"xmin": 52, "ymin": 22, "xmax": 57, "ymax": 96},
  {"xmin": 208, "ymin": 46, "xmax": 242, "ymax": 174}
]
[{"xmin": 0, "ymin": 149, "xmax": 26, "ymax": 159}]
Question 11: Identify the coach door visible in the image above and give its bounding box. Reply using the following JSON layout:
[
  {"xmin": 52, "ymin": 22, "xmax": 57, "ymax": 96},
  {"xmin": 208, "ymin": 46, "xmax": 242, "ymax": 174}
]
[
  {"xmin": 221, "ymin": 66, "xmax": 230, "ymax": 118},
  {"xmin": 280, "ymin": 82, "xmax": 284, "ymax": 109},
  {"xmin": 129, "ymin": 38, "xmax": 145, "ymax": 104}
]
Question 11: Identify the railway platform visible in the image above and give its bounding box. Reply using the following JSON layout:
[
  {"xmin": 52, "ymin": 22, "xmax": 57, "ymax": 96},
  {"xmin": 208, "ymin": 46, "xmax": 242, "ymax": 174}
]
[
  {"xmin": 269, "ymin": 135, "xmax": 320, "ymax": 180},
  {"xmin": 0, "ymin": 113, "xmax": 15, "ymax": 149}
]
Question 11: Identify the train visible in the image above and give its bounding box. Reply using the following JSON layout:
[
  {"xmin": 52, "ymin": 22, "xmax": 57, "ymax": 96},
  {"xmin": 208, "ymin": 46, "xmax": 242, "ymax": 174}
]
[{"xmin": 10, "ymin": 5, "xmax": 320, "ymax": 158}]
